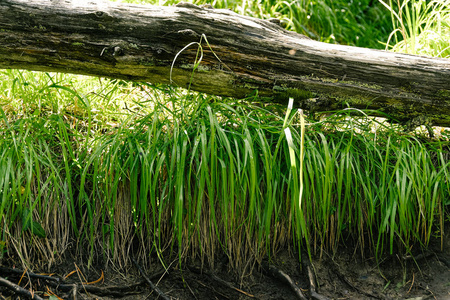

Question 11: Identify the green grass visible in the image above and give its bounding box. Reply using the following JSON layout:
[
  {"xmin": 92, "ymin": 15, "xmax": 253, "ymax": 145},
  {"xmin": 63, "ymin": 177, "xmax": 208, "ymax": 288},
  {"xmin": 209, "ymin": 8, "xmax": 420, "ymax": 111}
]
[
  {"xmin": 0, "ymin": 0, "xmax": 449, "ymax": 274},
  {"xmin": 1, "ymin": 70, "xmax": 449, "ymax": 272},
  {"xmin": 380, "ymin": 0, "xmax": 450, "ymax": 57}
]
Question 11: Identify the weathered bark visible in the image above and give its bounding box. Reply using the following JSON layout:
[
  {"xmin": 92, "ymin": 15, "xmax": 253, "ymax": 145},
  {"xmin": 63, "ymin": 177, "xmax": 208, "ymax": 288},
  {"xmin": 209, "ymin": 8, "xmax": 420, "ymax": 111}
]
[{"xmin": 1, "ymin": 0, "xmax": 450, "ymax": 126}]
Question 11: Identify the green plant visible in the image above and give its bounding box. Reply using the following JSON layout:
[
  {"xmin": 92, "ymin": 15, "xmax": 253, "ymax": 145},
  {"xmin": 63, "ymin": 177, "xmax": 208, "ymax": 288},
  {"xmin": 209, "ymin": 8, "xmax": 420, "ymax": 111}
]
[
  {"xmin": 380, "ymin": 0, "xmax": 450, "ymax": 57},
  {"xmin": 1, "ymin": 0, "xmax": 449, "ymax": 274}
]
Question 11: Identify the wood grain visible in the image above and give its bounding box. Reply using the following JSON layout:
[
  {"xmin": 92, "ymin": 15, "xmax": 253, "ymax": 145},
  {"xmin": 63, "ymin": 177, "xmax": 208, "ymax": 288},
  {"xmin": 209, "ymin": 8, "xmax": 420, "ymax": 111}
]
[{"xmin": 1, "ymin": 0, "xmax": 450, "ymax": 126}]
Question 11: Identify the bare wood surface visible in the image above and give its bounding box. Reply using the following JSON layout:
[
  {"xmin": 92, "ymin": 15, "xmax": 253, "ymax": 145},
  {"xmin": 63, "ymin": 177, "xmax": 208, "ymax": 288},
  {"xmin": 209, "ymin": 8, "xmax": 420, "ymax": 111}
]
[{"xmin": 1, "ymin": 0, "xmax": 450, "ymax": 126}]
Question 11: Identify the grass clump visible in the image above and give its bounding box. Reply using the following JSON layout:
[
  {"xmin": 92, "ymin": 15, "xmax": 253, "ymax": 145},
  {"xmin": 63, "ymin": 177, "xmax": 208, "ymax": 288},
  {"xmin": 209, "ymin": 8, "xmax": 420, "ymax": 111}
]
[
  {"xmin": 1, "ymin": 70, "xmax": 449, "ymax": 273},
  {"xmin": 0, "ymin": 0, "xmax": 449, "ymax": 276}
]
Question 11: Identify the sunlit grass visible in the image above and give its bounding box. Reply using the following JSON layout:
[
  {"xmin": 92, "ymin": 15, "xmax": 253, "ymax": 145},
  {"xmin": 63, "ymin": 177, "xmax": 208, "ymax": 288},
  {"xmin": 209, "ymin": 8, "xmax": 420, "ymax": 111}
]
[{"xmin": 380, "ymin": 0, "xmax": 450, "ymax": 57}]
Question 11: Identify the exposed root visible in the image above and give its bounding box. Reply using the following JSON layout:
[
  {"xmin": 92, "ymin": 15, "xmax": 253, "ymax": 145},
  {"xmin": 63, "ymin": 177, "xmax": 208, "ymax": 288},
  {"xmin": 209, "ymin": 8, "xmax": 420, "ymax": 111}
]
[
  {"xmin": 261, "ymin": 261, "xmax": 308, "ymax": 300},
  {"xmin": 402, "ymin": 252, "xmax": 434, "ymax": 262},
  {"xmin": 189, "ymin": 266, "xmax": 255, "ymax": 298},
  {"xmin": 0, "ymin": 266, "xmax": 60, "ymax": 283},
  {"xmin": 329, "ymin": 259, "xmax": 382, "ymax": 299},
  {"xmin": 0, "ymin": 265, "xmax": 152, "ymax": 298},
  {"xmin": 48, "ymin": 281, "xmax": 145, "ymax": 297},
  {"xmin": 301, "ymin": 252, "xmax": 331, "ymax": 300},
  {"xmin": 435, "ymin": 254, "xmax": 450, "ymax": 268},
  {"xmin": 132, "ymin": 257, "xmax": 171, "ymax": 300},
  {"xmin": 0, "ymin": 276, "xmax": 44, "ymax": 300},
  {"xmin": 402, "ymin": 251, "xmax": 450, "ymax": 268}
]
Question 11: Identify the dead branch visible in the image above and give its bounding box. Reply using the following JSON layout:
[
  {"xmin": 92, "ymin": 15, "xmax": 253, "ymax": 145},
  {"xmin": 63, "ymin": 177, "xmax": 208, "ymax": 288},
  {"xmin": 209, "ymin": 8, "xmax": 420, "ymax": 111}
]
[
  {"xmin": 1, "ymin": 0, "xmax": 450, "ymax": 126},
  {"xmin": 0, "ymin": 276, "xmax": 44, "ymax": 300}
]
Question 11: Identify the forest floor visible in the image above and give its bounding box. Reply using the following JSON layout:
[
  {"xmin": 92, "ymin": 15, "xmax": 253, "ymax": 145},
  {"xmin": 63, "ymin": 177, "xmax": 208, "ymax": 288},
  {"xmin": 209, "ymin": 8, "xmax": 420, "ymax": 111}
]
[{"xmin": 1, "ymin": 227, "xmax": 449, "ymax": 300}]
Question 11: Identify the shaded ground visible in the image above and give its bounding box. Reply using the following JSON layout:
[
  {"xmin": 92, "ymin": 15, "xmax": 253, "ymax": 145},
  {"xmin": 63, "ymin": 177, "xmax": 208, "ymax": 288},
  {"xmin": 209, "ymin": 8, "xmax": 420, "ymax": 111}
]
[{"xmin": 1, "ymin": 230, "xmax": 449, "ymax": 300}]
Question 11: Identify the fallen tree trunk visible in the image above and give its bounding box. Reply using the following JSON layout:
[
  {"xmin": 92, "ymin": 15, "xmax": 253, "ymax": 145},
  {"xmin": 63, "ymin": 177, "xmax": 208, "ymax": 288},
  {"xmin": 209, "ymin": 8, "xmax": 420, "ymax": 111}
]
[{"xmin": 1, "ymin": 0, "xmax": 450, "ymax": 127}]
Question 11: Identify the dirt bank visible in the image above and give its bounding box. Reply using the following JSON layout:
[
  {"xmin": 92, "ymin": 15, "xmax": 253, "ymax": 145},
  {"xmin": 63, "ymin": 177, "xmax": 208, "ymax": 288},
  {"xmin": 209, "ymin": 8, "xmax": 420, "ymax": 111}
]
[{"xmin": 1, "ymin": 230, "xmax": 449, "ymax": 299}]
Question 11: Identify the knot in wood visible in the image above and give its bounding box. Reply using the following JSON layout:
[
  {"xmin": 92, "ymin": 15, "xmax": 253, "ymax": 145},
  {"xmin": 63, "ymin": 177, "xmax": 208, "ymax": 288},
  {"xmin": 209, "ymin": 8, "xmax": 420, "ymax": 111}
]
[
  {"xmin": 175, "ymin": 2, "xmax": 202, "ymax": 10},
  {"xmin": 93, "ymin": 11, "xmax": 114, "ymax": 22},
  {"xmin": 113, "ymin": 46, "xmax": 123, "ymax": 56},
  {"xmin": 268, "ymin": 18, "xmax": 281, "ymax": 26},
  {"xmin": 200, "ymin": 4, "xmax": 213, "ymax": 9},
  {"xmin": 177, "ymin": 29, "xmax": 199, "ymax": 38}
]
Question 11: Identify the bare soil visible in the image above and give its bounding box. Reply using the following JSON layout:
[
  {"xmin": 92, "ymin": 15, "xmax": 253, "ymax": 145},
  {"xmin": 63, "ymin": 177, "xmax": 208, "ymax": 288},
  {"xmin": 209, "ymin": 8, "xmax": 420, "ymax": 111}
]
[{"xmin": 1, "ymin": 229, "xmax": 449, "ymax": 300}]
